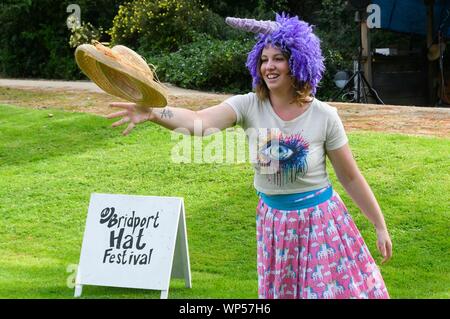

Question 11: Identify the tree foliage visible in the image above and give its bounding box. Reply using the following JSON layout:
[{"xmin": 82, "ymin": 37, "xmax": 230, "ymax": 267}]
[
  {"xmin": 148, "ymin": 34, "xmax": 254, "ymax": 93},
  {"xmin": 0, "ymin": 0, "xmax": 123, "ymax": 79},
  {"xmin": 109, "ymin": 0, "xmax": 233, "ymax": 53}
]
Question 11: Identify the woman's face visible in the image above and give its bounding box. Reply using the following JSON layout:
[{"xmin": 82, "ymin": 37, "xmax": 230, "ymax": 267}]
[{"xmin": 260, "ymin": 45, "xmax": 293, "ymax": 92}]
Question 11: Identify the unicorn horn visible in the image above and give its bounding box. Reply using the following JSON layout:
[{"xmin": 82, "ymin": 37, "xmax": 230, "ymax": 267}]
[{"xmin": 225, "ymin": 17, "xmax": 280, "ymax": 34}]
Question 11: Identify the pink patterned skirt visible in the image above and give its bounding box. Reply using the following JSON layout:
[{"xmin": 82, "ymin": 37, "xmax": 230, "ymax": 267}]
[{"xmin": 256, "ymin": 187, "xmax": 389, "ymax": 299}]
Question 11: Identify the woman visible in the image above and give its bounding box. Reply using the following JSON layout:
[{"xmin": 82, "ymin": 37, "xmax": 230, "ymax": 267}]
[{"xmin": 106, "ymin": 13, "xmax": 392, "ymax": 299}]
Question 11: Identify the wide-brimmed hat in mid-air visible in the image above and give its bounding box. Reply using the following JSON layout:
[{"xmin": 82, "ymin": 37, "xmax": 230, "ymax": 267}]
[{"xmin": 75, "ymin": 41, "xmax": 168, "ymax": 107}]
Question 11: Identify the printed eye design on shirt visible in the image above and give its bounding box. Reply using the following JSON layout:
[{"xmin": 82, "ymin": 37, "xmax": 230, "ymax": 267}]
[
  {"xmin": 260, "ymin": 141, "xmax": 294, "ymax": 161},
  {"xmin": 258, "ymin": 132, "xmax": 309, "ymax": 186}
]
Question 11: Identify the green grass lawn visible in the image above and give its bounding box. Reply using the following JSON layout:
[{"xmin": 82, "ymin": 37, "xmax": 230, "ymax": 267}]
[{"xmin": 0, "ymin": 104, "xmax": 449, "ymax": 299}]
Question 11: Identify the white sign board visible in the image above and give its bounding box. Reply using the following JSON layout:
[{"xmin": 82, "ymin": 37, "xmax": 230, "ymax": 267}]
[{"xmin": 75, "ymin": 193, "xmax": 191, "ymax": 299}]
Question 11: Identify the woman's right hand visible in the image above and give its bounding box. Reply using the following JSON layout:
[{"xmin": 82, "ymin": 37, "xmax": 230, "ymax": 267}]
[{"xmin": 106, "ymin": 102, "xmax": 153, "ymax": 136}]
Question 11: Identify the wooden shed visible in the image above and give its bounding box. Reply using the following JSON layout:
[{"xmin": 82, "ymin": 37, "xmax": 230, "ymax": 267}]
[{"xmin": 362, "ymin": 0, "xmax": 450, "ymax": 107}]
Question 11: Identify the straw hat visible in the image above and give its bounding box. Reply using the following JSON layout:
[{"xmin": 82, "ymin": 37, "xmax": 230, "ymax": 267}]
[
  {"xmin": 75, "ymin": 42, "xmax": 168, "ymax": 107},
  {"xmin": 427, "ymin": 42, "xmax": 446, "ymax": 61}
]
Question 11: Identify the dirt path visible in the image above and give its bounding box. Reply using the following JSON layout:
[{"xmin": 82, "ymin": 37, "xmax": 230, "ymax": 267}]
[{"xmin": 0, "ymin": 78, "xmax": 449, "ymax": 138}]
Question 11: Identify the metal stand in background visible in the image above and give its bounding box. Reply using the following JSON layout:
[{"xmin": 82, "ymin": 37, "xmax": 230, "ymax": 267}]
[
  {"xmin": 332, "ymin": 11, "xmax": 384, "ymax": 104},
  {"xmin": 435, "ymin": 8, "xmax": 450, "ymax": 106}
]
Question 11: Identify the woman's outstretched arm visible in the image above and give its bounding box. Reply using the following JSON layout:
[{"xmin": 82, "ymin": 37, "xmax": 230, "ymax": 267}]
[{"xmin": 106, "ymin": 102, "xmax": 237, "ymax": 136}]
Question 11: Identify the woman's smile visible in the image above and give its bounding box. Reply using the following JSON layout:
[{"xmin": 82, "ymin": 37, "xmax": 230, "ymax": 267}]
[{"xmin": 266, "ymin": 73, "xmax": 280, "ymax": 81}]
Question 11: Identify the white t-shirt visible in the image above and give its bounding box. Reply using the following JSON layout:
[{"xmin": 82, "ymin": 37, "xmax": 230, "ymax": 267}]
[{"xmin": 224, "ymin": 92, "xmax": 348, "ymax": 195}]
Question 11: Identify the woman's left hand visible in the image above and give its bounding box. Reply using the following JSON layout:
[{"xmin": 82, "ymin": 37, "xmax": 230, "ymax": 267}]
[{"xmin": 375, "ymin": 227, "xmax": 392, "ymax": 264}]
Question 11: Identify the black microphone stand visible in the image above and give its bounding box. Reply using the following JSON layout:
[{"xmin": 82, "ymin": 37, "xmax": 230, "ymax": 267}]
[{"xmin": 332, "ymin": 10, "xmax": 384, "ymax": 104}]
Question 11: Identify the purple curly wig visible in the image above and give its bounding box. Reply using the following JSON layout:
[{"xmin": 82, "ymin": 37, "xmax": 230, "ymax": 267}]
[{"xmin": 227, "ymin": 13, "xmax": 325, "ymax": 95}]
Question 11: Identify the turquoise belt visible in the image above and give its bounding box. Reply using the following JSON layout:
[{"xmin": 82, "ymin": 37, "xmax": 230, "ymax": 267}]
[{"xmin": 257, "ymin": 185, "xmax": 333, "ymax": 211}]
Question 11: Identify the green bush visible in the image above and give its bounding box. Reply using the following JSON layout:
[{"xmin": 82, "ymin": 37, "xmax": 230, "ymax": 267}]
[
  {"xmin": 69, "ymin": 21, "xmax": 104, "ymax": 48},
  {"xmin": 110, "ymin": 0, "xmax": 222, "ymax": 53},
  {"xmin": 146, "ymin": 34, "xmax": 254, "ymax": 93}
]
